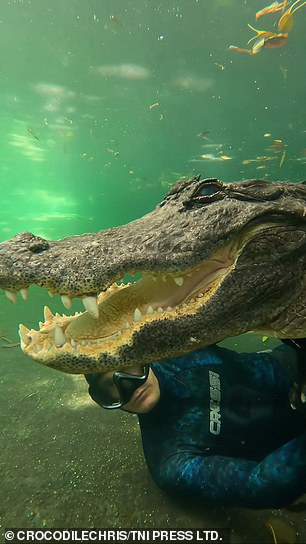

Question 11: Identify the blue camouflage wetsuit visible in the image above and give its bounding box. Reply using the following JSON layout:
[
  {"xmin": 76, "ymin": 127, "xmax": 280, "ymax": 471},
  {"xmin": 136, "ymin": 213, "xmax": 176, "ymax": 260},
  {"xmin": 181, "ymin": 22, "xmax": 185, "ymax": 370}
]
[{"xmin": 87, "ymin": 345, "xmax": 306, "ymax": 509}]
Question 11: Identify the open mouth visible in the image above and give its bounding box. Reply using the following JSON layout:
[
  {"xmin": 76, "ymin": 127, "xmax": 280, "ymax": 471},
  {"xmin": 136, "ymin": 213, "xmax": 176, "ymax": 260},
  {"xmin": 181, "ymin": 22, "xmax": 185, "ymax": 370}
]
[{"xmin": 18, "ymin": 245, "xmax": 236, "ymax": 361}]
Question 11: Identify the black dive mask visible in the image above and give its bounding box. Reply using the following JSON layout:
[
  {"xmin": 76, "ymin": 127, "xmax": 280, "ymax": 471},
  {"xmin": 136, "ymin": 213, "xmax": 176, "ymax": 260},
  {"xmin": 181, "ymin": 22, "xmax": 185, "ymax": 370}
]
[{"xmin": 102, "ymin": 366, "xmax": 150, "ymax": 410}]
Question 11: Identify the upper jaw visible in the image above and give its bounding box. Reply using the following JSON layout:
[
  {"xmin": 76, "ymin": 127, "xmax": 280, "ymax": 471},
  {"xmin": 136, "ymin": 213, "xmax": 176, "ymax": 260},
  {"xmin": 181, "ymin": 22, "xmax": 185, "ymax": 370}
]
[
  {"xmin": 0, "ymin": 184, "xmax": 302, "ymax": 300},
  {"xmin": 0, "ymin": 210, "xmax": 234, "ymax": 317}
]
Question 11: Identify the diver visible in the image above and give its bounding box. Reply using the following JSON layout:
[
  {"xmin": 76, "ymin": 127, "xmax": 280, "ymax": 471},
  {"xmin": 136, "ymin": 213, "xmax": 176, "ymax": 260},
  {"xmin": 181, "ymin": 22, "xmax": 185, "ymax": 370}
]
[{"xmin": 85, "ymin": 339, "xmax": 306, "ymax": 509}]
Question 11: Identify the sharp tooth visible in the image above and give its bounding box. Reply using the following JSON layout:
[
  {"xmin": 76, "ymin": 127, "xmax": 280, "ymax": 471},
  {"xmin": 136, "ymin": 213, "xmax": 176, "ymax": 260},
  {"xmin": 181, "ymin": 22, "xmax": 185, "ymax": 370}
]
[
  {"xmin": 124, "ymin": 321, "xmax": 130, "ymax": 329},
  {"xmin": 82, "ymin": 296, "xmax": 99, "ymax": 318},
  {"xmin": 44, "ymin": 306, "xmax": 54, "ymax": 322},
  {"xmin": 133, "ymin": 308, "xmax": 142, "ymax": 323},
  {"xmin": 151, "ymin": 276, "xmax": 157, "ymax": 282},
  {"xmin": 146, "ymin": 305, "xmax": 154, "ymax": 316},
  {"xmin": 157, "ymin": 307, "xmax": 163, "ymax": 313},
  {"xmin": 48, "ymin": 290, "xmax": 55, "ymax": 298},
  {"xmin": 20, "ymin": 288, "xmax": 28, "ymax": 301},
  {"xmin": 61, "ymin": 295, "xmax": 72, "ymax": 310},
  {"xmin": 301, "ymin": 392, "xmax": 306, "ymax": 404},
  {"xmin": 5, "ymin": 290, "xmax": 17, "ymax": 303},
  {"xmin": 71, "ymin": 338, "xmax": 77, "ymax": 349},
  {"xmin": 190, "ymin": 337, "xmax": 197, "ymax": 343},
  {"xmin": 54, "ymin": 326, "xmax": 66, "ymax": 347},
  {"xmin": 39, "ymin": 321, "xmax": 44, "ymax": 329},
  {"xmin": 19, "ymin": 324, "xmax": 31, "ymax": 345},
  {"xmin": 174, "ymin": 276, "xmax": 184, "ymax": 287},
  {"xmin": 166, "ymin": 306, "xmax": 172, "ymax": 311}
]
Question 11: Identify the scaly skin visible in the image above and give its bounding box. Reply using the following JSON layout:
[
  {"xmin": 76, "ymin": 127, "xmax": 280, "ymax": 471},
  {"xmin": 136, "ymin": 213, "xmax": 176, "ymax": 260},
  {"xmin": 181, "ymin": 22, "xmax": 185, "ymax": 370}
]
[{"xmin": 0, "ymin": 177, "xmax": 306, "ymax": 374}]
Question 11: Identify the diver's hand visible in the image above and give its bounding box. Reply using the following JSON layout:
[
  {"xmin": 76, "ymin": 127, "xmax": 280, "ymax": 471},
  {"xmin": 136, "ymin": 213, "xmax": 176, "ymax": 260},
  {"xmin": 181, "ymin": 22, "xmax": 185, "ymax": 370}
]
[
  {"xmin": 289, "ymin": 381, "xmax": 306, "ymax": 415},
  {"xmin": 281, "ymin": 338, "xmax": 306, "ymax": 417}
]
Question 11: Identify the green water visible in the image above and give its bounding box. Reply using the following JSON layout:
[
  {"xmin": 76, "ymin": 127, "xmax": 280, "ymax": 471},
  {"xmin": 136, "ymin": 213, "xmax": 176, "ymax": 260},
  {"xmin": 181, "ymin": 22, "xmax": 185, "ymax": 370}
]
[
  {"xmin": 1, "ymin": 0, "xmax": 306, "ymax": 541},
  {"xmin": 1, "ymin": 0, "xmax": 305, "ymax": 243}
]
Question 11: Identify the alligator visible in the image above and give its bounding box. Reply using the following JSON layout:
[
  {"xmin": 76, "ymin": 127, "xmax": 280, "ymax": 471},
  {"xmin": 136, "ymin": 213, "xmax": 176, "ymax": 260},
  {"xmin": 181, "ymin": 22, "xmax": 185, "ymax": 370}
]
[{"xmin": 0, "ymin": 177, "xmax": 306, "ymax": 375}]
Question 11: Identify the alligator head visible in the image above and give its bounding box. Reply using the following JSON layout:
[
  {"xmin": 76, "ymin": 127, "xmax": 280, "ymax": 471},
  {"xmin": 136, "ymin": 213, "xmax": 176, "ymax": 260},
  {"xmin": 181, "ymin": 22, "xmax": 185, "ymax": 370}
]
[{"xmin": 1, "ymin": 177, "xmax": 306, "ymax": 374}]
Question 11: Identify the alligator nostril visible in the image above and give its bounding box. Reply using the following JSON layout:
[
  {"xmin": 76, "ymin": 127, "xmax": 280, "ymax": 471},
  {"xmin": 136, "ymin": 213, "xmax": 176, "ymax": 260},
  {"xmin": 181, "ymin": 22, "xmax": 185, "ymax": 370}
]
[
  {"xmin": 15, "ymin": 232, "xmax": 50, "ymax": 253},
  {"xmin": 29, "ymin": 238, "xmax": 50, "ymax": 253}
]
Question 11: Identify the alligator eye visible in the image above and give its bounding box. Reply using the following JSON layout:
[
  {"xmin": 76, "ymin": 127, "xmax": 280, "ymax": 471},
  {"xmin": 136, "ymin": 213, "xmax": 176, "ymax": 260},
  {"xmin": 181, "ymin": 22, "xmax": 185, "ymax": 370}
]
[
  {"xmin": 182, "ymin": 178, "xmax": 225, "ymax": 208},
  {"xmin": 193, "ymin": 180, "xmax": 224, "ymax": 201},
  {"xmin": 198, "ymin": 183, "xmax": 222, "ymax": 197}
]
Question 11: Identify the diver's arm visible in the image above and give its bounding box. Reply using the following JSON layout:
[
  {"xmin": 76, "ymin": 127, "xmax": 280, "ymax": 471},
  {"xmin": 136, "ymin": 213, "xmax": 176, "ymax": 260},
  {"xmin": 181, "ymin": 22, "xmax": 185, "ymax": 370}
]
[{"xmin": 154, "ymin": 432, "xmax": 306, "ymax": 508}]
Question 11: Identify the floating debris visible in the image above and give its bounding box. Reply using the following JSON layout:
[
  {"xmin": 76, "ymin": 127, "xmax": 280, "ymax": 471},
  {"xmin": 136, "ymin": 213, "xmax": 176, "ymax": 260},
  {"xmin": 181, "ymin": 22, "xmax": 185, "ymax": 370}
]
[
  {"xmin": 202, "ymin": 142, "xmax": 226, "ymax": 149},
  {"xmin": 230, "ymin": 0, "xmax": 306, "ymax": 55},
  {"xmin": 230, "ymin": 27, "xmax": 288, "ymax": 55},
  {"xmin": 214, "ymin": 62, "xmax": 225, "ymax": 70},
  {"xmin": 278, "ymin": 0, "xmax": 306, "ymax": 33},
  {"xmin": 256, "ymin": 1, "xmax": 287, "ymax": 20},
  {"xmin": 242, "ymin": 155, "xmax": 277, "ymax": 165},
  {"xmin": 27, "ymin": 128, "xmax": 40, "ymax": 141},
  {"xmin": 279, "ymin": 148, "xmax": 287, "ymax": 167},
  {"xmin": 290, "ymin": 155, "xmax": 306, "ymax": 163},
  {"xmin": 197, "ymin": 130, "xmax": 211, "ymax": 140},
  {"xmin": 190, "ymin": 153, "xmax": 233, "ymax": 162},
  {"xmin": 280, "ymin": 65, "xmax": 288, "ymax": 79},
  {"xmin": 0, "ymin": 331, "xmax": 19, "ymax": 347},
  {"xmin": 109, "ymin": 14, "xmax": 123, "ymax": 25},
  {"xmin": 265, "ymin": 517, "xmax": 296, "ymax": 544},
  {"xmin": 21, "ymin": 391, "xmax": 39, "ymax": 401},
  {"xmin": 266, "ymin": 139, "xmax": 287, "ymax": 153}
]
